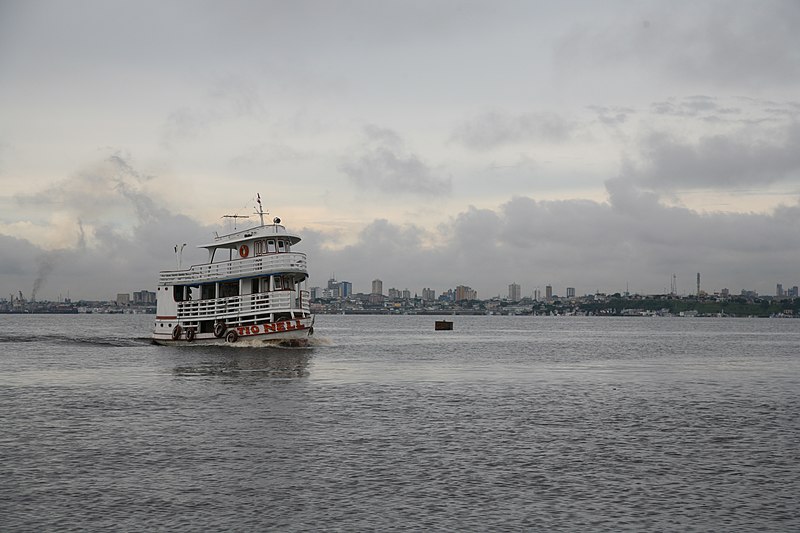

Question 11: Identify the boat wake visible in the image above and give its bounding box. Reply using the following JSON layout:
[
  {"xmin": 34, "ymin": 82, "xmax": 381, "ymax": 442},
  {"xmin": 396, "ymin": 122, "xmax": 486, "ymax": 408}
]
[{"xmin": 0, "ymin": 333, "xmax": 152, "ymax": 348}]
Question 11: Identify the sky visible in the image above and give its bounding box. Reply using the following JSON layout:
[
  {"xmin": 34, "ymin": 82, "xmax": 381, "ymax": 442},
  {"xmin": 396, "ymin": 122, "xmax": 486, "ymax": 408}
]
[{"xmin": 1, "ymin": 0, "xmax": 799, "ymax": 301}]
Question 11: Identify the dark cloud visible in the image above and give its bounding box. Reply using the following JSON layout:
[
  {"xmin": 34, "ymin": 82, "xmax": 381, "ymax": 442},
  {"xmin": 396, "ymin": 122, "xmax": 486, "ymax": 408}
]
[
  {"xmin": 450, "ymin": 111, "xmax": 576, "ymax": 150},
  {"xmin": 309, "ymin": 186, "xmax": 800, "ymax": 297},
  {"xmin": 340, "ymin": 126, "xmax": 451, "ymax": 196},
  {"xmin": 5, "ymin": 180, "xmax": 799, "ymax": 300},
  {"xmin": 635, "ymin": 122, "xmax": 800, "ymax": 190}
]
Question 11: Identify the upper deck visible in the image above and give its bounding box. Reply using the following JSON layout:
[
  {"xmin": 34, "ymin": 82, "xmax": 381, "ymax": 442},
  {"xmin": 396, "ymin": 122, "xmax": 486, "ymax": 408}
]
[
  {"xmin": 158, "ymin": 251, "xmax": 307, "ymax": 285},
  {"xmin": 199, "ymin": 223, "xmax": 301, "ymax": 251}
]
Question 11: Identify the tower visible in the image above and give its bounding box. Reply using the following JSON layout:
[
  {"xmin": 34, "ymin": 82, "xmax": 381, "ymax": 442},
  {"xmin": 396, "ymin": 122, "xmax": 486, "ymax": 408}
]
[
  {"xmin": 508, "ymin": 283, "xmax": 521, "ymax": 302},
  {"xmin": 371, "ymin": 279, "xmax": 383, "ymax": 295},
  {"xmin": 697, "ymin": 273, "xmax": 701, "ymax": 297}
]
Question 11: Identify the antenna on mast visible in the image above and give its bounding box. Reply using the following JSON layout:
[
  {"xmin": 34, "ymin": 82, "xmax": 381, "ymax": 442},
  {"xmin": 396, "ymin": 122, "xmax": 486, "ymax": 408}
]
[
  {"xmin": 254, "ymin": 193, "xmax": 268, "ymax": 226},
  {"xmin": 221, "ymin": 214, "xmax": 250, "ymax": 231}
]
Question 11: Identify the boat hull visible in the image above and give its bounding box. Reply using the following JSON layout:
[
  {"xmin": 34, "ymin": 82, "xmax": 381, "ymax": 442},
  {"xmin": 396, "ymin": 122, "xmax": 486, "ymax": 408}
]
[{"xmin": 152, "ymin": 316, "xmax": 315, "ymax": 347}]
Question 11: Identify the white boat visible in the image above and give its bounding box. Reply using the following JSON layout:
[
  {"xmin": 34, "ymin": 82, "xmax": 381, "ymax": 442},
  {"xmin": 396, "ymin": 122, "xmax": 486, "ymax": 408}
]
[{"xmin": 152, "ymin": 195, "xmax": 314, "ymax": 346}]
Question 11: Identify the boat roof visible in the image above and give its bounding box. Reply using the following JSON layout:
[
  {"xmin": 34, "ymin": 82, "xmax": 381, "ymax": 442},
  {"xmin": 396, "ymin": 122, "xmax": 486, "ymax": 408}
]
[{"xmin": 198, "ymin": 223, "xmax": 302, "ymax": 250}]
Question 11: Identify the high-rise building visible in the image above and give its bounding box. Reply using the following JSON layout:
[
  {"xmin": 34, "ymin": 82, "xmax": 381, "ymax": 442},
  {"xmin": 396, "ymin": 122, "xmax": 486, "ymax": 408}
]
[
  {"xmin": 455, "ymin": 285, "xmax": 477, "ymax": 302},
  {"xmin": 372, "ymin": 279, "xmax": 383, "ymax": 295},
  {"xmin": 777, "ymin": 283, "xmax": 784, "ymax": 297},
  {"xmin": 422, "ymin": 288, "xmax": 436, "ymax": 301},
  {"xmin": 545, "ymin": 285, "xmax": 553, "ymax": 300},
  {"xmin": 566, "ymin": 287, "xmax": 575, "ymax": 299},
  {"xmin": 789, "ymin": 286, "xmax": 799, "ymax": 298},
  {"xmin": 508, "ymin": 283, "xmax": 521, "ymax": 302},
  {"xmin": 133, "ymin": 290, "xmax": 156, "ymax": 304},
  {"xmin": 339, "ymin": 281, "xmax": 352, "ymax": 298},
  {"xmin": 402, "ymin": 289, "xmax": 411, "ymax": 300},
  {"xmin": 116, "ymin": 293, "xmax": 131, "ymax": 306}
]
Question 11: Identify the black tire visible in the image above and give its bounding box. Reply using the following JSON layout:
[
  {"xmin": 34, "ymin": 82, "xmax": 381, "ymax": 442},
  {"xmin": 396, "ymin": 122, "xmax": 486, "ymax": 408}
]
[
  {"xmin": 171, "ymin": 325, "xmax": 182, "ymax": 341},
  {"xmin": 213, "ymin": 321, "xmax": 226, "ymax": 338},
  {"xmin": 225, "ymin": 330, "xmax": 238, "ymax": 343},
  {"xmin": 186, "ymin": 329, "xmax": 195, "ymax": 342}
]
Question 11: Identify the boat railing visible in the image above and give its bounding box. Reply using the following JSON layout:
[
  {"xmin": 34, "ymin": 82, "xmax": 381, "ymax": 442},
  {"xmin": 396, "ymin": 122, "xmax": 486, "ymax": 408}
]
[
  {"xmin": 159, "ymin": 252, "xmax": 307, "ymax": 284},
  {"xmin": 177, "ymin": 290, "xmax": 311, "ymax": 320}
]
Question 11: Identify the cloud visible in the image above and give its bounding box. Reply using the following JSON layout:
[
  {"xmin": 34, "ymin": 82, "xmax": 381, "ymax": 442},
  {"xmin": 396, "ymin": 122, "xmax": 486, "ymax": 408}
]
[
  {"xmin": 588, "ymin": 105, "xmax": 636, "ymax": 126},
  {"xmin": 633, "ymin": 122, "xmax": 800, "ymax": 190},
  {"xmin": 650, "ymin": 96, "xmax": 741, "ymax": 118},
  {"xmin": 339, "ymin": 125, "xmax": 451, "ymax": 196},
  {"xmin": 309, "ymin": 183, "xmax": 800, "ymax": 297},
  {"xmin": 555, "ymin": 2, "xmax": 800, "ymax": 89},
  {"xmin": 1, "ymin": 154, "xmax": 218, "ymax": 300},
  {"xmin": 450, "ymin": 111, "xmax": 576, "ymax": 150},
  {"xmin": 14, "ymin": 151, "xmax": 162, "ymax": 228}
]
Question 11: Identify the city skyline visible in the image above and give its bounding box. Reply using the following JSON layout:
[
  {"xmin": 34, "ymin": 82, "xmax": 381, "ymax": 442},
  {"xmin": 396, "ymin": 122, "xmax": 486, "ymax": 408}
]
[{"xmin": 2, "ymin": 2, "xmax": 800, "ymax": 300}]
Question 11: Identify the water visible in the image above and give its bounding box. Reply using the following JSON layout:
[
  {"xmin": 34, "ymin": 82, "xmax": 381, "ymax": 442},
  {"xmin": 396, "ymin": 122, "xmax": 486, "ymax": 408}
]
[{"xmin": 1, "ymin": 314, "xmax": 798, "ymax": 531}]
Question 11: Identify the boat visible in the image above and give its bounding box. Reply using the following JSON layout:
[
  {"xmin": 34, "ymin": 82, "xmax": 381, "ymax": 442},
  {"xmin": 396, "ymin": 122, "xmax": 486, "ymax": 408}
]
[{"xmin": 152, "ymin": 195, "xmax": 314, "ymax": 346}]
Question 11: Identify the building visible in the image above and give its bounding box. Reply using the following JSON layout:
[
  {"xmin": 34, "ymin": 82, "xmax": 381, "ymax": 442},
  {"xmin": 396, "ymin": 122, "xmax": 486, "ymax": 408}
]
[
  {"xmin": 339, "ymin": 281, "xmax": 352, "ymax": 299},
  {"xmin": 455, "ymin": 285, "xmax": 477, "ymax": 302},
  {"xmin": 789, "ymin": 286, "xmax": 799, "ymax": 298},
  {"xmin": 371, "ymin": 279, "xmax": 383, "ymax": 296},
  {"xmin": 566, "ymin": 287, "xmax": 575, "ymax": 299},
  {"xmin": 422, "ymin": 288, "xmax": 436, "ymax": 301},
  {"xmin": 545, "ymin": 285, "xmax": 553, "ymax": 300},
  {"xmin": 508, "ymin": 283, "xmax": 521, "ymax": 302},
  {"xmin": 116, "ymin": 293, "xmax": 131, "ymax": 306},
  {"xmin": 388, "ymin": 288, "xmax": 401, "ymax": 300},
  {"xmin": 133, "ymin": 290, "xmax": 156, "ymax": 304},
  {"xmin": 402, "ymin": 289, "xmax": 411, "ymax": 300},
  {"xmin": 777, "ymin": 284, "xmax": 784, "ymax": 297}
]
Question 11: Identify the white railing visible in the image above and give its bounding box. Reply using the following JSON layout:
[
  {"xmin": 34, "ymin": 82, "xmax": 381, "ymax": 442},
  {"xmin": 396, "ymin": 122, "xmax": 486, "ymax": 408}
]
[
  {"xmin": 159, "ymin": 252, "xmax": 307, "ymax": 284},
  {"xmin": 177, "ymin": 290, "xmax": 310, "ymax": 320}
]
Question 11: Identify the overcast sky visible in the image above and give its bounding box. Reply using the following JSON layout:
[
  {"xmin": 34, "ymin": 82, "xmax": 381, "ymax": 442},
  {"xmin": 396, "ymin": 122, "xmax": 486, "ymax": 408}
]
[{"xmin": 2, "ymin": 0, "xmax": 800, "ymax": 300}]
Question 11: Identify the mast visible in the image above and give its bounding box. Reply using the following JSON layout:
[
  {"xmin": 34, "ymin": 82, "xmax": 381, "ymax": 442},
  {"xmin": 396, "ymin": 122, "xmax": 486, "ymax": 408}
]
[{"xmin": 254, "ymin": 193, "xmax": 267, "ymax": 226}]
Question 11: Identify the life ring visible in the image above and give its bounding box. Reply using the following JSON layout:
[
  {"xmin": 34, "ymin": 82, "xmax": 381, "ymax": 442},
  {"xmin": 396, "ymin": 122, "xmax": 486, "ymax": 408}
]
[
  {"xmin": 186, "ymin": 328, "xmax": 195, "ymax": 342},
  {"xmin": 239, "ymin": 244, "xmax": 249, "ymax": 258},
  {"xmin": 226, "ymin": 330, "xmax": 238, "ymax": 343},
  {"xmin": 213, "ymin": 321, "xmax": 226, "ymax": 338},
  {"xmin": 171, "ymin": 325, "xmax": 182, "ymax": 340}
]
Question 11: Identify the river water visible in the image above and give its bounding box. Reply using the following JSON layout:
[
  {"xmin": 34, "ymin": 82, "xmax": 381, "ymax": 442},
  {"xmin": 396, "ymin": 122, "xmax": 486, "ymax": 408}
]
[{"xmin": 1, "ymin": 314, "xmax": 798, "ymax": 531}]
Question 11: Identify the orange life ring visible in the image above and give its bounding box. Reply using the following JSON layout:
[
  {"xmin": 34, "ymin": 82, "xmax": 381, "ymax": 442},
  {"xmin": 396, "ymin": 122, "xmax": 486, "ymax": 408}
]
[{"xmin": 239, "ymin": 244, "xmax": 249, "ymax": 258}]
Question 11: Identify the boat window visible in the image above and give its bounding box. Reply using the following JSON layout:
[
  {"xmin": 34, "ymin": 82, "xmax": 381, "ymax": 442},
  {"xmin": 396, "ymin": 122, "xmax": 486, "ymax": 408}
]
[
  {"xmin": 273, "ymin": 276, "xmax": 282, "ymax": 290},
  {"xmin": 254, "ymin": 239, "xmax": 264, "ymax": 256},
  {"xmin": 277, "ymin": 240, "xmax": 286, "ymax": 253},
  {"xmin": 251, "ymin": 278, "xmax": 259, "ymax": 294},
  {"xmin": 220, "ymin": 281, "xmax": 239, "ymax": 298},
  {"xmin": 201, "ymin": 284, "xmax": 215, "ymax": 300},
  {"xmin": 173, "ymin": 286, "xmax": 183, "ymax": 302},
  {"xmin": 267, "ymin": 240, "xmax": 276, "ymax": 253}
]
